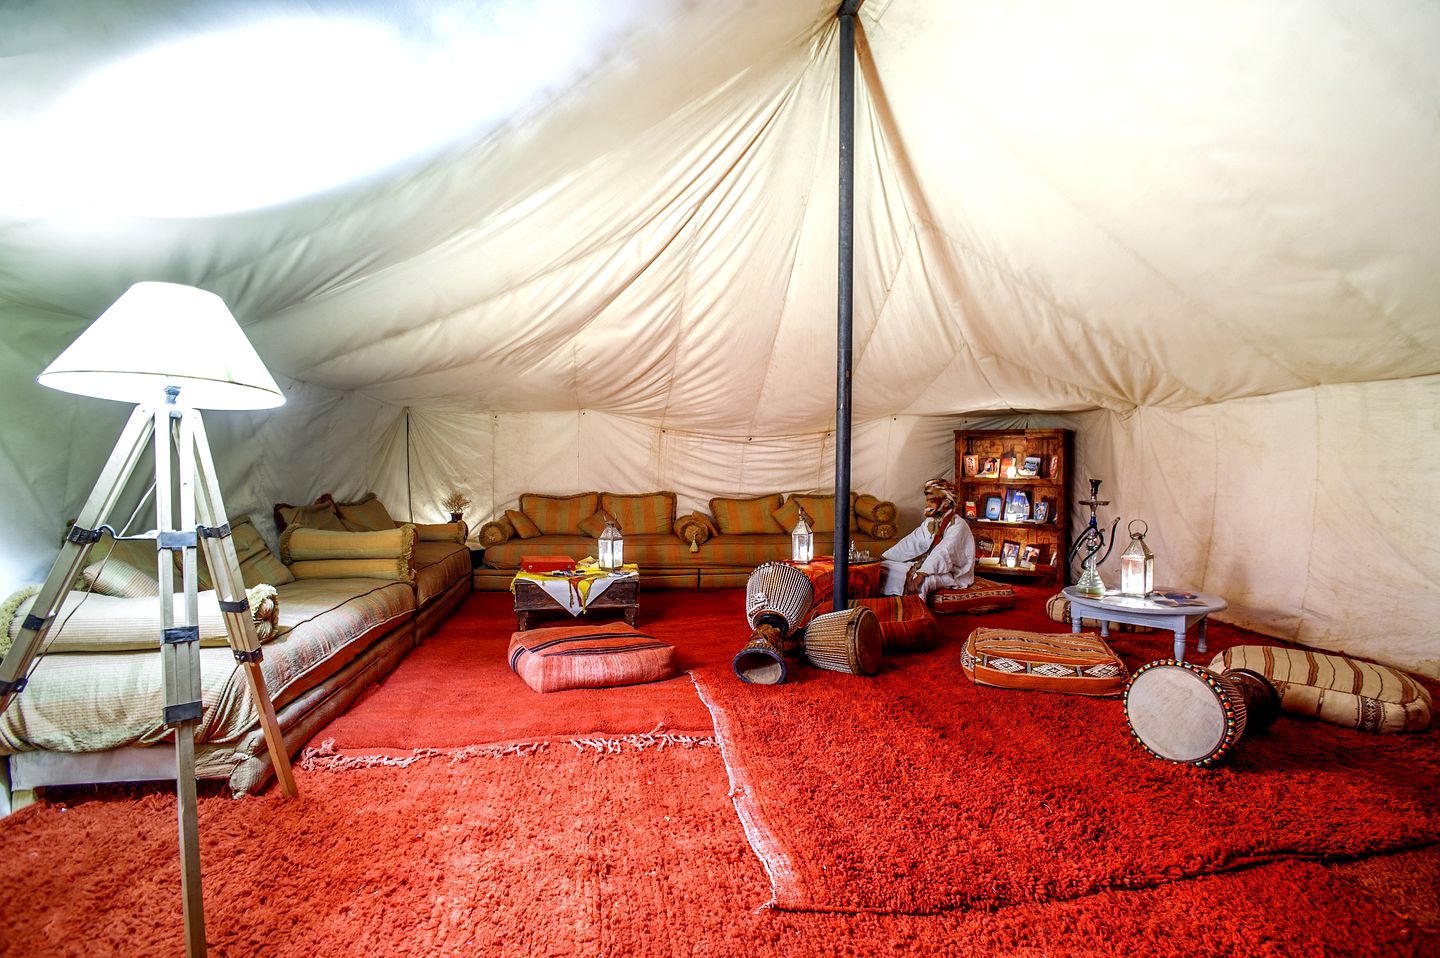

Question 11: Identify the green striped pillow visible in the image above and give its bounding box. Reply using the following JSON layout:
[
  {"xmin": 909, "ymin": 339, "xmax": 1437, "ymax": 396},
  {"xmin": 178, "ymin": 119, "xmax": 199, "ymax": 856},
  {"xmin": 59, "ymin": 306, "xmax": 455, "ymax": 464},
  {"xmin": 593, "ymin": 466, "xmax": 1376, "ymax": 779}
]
[
  {"xmin": 601, "ymin": 492, "xmax": 676, "ymax": 535},
  {"xmin": 520, "ymin": 493, "xmax": 599, "ymax": 535}
]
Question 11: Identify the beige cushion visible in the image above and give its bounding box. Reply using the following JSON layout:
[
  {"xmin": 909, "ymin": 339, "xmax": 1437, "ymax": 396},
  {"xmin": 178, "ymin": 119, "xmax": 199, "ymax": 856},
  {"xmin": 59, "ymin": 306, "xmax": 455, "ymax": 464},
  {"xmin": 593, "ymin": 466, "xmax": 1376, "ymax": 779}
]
[
  {"xmin": 334, "ymin": 492, "xmax": 396, "ymax": 532},
  {"xmin": 413, "ymin": 521, "xmax": 466, "ymax": 543},
  {"xmin": 479, "ymin": 516, "xmax": 515, "ymax": 546},
  {"xmin": 280, "ymin": 524, "xmax": 417, "ymax": 583},
  {"xmin": 274, "ymin": 498, "xmax": 347, "ymax": 534},
  {"xmin": 81, "ymin": 559, "xmax": 158, "ymax": 598},
  {"xmin": 1208, "ymin": 646, "xmax": 1432, "ymax": 734},
  {"xmin": 4, "ymin": 585, "xmax": 279, "ymax": 654},
  {"xmin": 710, "ymin": 494, "xmax": 785, "ymax": 534},
  {"xmin": 229, "ymin": 517, "xmax": 295, "ymax": 589}
]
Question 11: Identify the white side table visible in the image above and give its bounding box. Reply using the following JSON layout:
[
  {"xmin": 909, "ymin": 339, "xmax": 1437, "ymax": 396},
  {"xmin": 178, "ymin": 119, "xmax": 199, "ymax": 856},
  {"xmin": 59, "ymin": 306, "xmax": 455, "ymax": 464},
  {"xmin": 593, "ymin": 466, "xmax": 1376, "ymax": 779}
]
[{"xmin": 1062, "ymin": 586, "xmax": 1228, "ymax": 663}]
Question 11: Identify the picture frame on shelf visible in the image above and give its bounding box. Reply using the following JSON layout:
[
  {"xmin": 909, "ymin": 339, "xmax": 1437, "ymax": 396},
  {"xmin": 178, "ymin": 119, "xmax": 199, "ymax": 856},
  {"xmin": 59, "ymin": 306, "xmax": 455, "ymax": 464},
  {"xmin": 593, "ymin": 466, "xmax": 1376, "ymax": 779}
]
[
  {"xmin": 1000, "ymin": 453, "xmax": 1017, "ymax": 478},
  {"xmin": 1033, "ymin": 499, "xmax": 1050, "ymax": 524},
  {"xmin": 977, "ymin": 536, "xmax": 996, "ymax": 557},
  {"xmin": 1020, "ymin": 544, "xmax": 1041, "ymax": 567},
  {"xmin": 1003, "ymin": 488, "xmax": 1030, "ymax": 521},
  {"xmin": 964, "ymin": 500, "xmax": 978, "ymax": 519},
  {"xmin": 963, "ymin": 455, "xmax": 979, "ymax": 477},
  {"xmin": 1048, "ymin": 454, "xmax": 1059, "ymax": 479},
  {"xmin": 1000, "ymin": 540, "xmax": 1021, "ymax": 565},
  {"xmin": 982, "ymin": 495, "xmax": 1003, "ymax": 521},
  {"xmin": 979, "ymin": 457, "xmax": 1000, "ymax": 478},
  {"xmin": 1018, "ymin": 455, "xmax": 1042, "ymax": 477}
]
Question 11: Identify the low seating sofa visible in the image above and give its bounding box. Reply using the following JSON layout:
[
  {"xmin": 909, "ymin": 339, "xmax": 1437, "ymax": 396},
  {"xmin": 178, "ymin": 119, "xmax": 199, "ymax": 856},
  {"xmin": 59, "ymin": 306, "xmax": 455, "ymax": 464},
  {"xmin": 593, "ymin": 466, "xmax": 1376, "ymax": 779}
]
[
  {"xmin": 475, "ymin": 491, "xmax": 899, "ymax": 590},
  {"xmin": 1, "ymin": 493, "xmax": 471, "ymax": 808}
]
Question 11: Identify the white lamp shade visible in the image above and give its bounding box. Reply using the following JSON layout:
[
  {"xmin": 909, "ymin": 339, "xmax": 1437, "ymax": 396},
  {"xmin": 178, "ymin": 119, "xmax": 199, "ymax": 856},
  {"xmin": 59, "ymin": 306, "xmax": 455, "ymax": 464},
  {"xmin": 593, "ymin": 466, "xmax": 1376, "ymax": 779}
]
[{"xmin": 38, "ymin": 282, "xmax": 284, "ymax": 410}]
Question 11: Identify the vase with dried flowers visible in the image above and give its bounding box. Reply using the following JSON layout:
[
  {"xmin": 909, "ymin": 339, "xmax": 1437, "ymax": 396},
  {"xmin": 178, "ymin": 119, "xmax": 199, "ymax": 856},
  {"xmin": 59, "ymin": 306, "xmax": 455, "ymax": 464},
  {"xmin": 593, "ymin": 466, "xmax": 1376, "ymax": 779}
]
[{"xmin": 441, "ymin": 491, "xmax": 471, "ymax": 523}]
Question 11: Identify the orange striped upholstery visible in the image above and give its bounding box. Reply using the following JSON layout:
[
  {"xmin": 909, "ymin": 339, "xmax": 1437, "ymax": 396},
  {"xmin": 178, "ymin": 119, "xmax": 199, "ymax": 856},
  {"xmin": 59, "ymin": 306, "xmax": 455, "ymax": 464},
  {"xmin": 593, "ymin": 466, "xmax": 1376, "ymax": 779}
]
[
  {"xmin": 519, "ymin": 492, "xmax": 600, "ymax": 535},
  {"xmin": 508, "ymin": 623, "xmax": 675, "ymax": 693},
  {"xmin": 709, "ymin": 494, "xmax": 785, "ymax": 534},
  {"xmin": 933, "ymin": 578, "xmax": 1016, "ymax": 614},
  {"xmin": 601, "ymin": 492, "xmax": 676, "ymax": 534},
  {"xmin": 809, "ymin": 594, "xmax": 936, "ymax": 652}
]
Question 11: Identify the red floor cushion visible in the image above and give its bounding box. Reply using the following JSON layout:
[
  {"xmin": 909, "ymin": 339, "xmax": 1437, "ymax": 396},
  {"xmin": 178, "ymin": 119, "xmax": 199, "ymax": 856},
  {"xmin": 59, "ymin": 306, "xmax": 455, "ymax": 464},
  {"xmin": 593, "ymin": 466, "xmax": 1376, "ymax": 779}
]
[
  {"xmin": 932, "ymin": 577, "xmax": 1017, "ymax": 614},
  {"xmin": 962, "ymin": 628, "xmax": 1128, "ymax": 697},
  {"xmin": 508, "ymin": 623, "xmax": 676, "ymax": 693},
  {"xmin": 810, "ymin": 595, "xmax": 937, "ymax": 652}
]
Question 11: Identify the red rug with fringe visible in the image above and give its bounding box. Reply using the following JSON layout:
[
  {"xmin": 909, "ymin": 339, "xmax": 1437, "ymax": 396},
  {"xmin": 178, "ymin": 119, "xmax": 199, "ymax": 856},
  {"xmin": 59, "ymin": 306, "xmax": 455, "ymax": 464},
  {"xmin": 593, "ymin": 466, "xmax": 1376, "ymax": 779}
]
[
  {"xmin": 1, "ymin": 751, "xmax": 1436, "ymax": 958},
  {"xmin": 309, "ymin": 590, "xmax": 746, "ymax": 762},
  {"xmin": 690, "ymin": 583, "xmax": 1440, "ymax": 914}
]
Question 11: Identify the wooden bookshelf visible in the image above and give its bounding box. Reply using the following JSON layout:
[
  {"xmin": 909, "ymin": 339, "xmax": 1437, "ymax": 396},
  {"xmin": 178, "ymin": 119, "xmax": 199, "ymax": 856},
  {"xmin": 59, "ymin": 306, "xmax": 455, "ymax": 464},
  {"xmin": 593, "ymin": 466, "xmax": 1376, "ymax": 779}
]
[{"xmin": 955, "ymin": 427, "xmax": 1072, "ymax": 585}]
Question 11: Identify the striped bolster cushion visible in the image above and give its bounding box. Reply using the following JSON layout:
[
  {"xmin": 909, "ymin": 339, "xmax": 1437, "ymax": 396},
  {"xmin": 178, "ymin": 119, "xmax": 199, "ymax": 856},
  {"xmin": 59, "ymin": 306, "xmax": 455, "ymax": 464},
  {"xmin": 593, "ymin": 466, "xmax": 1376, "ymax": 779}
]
[
  {"xmin": 809, "ymin": 595, "xmax": 936, "ymax": 652},
  {"xmin": 1208, "ymin": 645, "xmax": 1432, "ymax": 734},
  {"xmin": 1046, "ymin": 592, "xmax": 1152, "ymax": 632},
  {"xmin": 280, "ymin": 524, "xmax": 416, "ymax": 583},
  {"xmin": 710, "ymin": 494, "xmax": 785, "ymax": 534},
  {"xmin": 962, "ymin": 628, "xmax": 1128, "ymax": 697},
  {"xmin": 508, "ymin": 623, "xmax": 676, "ymax": 693}
]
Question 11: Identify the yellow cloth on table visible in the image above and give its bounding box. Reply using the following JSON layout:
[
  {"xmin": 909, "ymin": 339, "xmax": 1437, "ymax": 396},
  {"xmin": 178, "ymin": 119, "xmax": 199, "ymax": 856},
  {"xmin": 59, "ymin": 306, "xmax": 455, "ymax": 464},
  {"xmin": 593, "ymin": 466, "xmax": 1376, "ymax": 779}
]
[{"xmin": 511, "ymin": 561, "xmax": 639, "ymax": 615}]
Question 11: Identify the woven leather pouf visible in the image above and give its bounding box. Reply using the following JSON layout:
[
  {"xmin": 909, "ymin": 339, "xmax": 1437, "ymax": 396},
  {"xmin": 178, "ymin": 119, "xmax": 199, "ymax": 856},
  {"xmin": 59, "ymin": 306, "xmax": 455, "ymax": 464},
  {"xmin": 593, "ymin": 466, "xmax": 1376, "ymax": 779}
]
[{"xmin": 962, "ymin": 628, "xmax": 1128, "ymax": 697}]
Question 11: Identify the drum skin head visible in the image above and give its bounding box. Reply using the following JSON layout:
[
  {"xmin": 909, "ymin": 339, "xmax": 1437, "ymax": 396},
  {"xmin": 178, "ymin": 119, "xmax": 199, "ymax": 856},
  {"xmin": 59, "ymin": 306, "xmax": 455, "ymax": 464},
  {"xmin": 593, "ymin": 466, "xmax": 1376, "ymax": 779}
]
[{"xmin": 1125, "ymin": 663, "xmax": 1228, "ymax": 763}]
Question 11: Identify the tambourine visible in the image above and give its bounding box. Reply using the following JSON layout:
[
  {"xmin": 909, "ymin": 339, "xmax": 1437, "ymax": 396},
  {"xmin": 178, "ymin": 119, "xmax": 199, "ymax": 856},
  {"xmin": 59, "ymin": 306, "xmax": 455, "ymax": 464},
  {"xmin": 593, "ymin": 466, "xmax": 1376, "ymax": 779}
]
[{"xmin": 1123, "ymin": 659, "xmax": 1280, "ymax": 766}]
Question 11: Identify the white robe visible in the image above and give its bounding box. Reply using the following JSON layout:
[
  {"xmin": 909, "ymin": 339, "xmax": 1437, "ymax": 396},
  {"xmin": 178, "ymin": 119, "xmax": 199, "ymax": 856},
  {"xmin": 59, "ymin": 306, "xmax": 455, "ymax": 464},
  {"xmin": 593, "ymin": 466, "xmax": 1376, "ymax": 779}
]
[{"xmin": 880, "ymin": 514, "xmax": 976, "ymax": 599}]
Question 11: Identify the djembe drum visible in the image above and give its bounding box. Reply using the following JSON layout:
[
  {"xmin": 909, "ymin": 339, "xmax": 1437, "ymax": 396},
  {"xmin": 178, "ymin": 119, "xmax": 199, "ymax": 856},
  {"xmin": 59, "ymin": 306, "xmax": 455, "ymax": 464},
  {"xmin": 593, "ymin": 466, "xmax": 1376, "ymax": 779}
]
[
  {"xmin": 1124, "ymin": 659, "xmax": 1281, "ymax": 766},
  {"xmin": 803, "ymin": 606, "xmax": 882, "ymax": 676},
  {"xmin": 733, "ymin": 562, "xmax": 814, "ymax": 685}
]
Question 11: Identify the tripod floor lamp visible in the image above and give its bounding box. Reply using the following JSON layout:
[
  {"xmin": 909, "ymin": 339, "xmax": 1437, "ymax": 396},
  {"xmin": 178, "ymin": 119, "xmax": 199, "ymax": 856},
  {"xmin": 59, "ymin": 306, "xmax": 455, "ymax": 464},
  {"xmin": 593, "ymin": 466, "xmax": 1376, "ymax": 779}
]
[{"xmin": 0, "ymin": 281, "xmax": 299, "ymax": 958}]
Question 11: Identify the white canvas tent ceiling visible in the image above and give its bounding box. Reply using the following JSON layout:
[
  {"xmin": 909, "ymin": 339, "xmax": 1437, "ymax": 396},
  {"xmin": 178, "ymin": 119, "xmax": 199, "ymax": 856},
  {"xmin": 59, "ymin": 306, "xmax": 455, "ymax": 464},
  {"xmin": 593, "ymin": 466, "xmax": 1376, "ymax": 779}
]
[{"xmin": 1, "ymin": 1, "xmax": 1436, "ymax": 675}]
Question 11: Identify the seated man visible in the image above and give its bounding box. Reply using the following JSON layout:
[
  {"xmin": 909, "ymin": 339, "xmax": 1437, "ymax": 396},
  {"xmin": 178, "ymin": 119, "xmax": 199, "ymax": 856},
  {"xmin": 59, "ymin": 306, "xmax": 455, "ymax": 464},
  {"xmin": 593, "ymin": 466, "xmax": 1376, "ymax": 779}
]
[{"xmin": 879, "ymin": 478, "xmax": 976, "ymax": 600}]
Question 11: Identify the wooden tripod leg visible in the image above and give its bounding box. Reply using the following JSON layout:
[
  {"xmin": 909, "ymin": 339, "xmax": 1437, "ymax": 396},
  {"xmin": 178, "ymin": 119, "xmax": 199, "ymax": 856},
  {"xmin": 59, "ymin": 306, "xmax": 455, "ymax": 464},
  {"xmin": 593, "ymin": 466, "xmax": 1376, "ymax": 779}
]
[
  {"xmin": 186, "ymin": 411, "xmax": 298, "ymax": 798},
  {"xmin": 0, "ymin": 404, "xmax": 156, "ymax": 711},
  {"xmin": 160, "ymin": 401, "xmax": 208, "ymax": 958}
]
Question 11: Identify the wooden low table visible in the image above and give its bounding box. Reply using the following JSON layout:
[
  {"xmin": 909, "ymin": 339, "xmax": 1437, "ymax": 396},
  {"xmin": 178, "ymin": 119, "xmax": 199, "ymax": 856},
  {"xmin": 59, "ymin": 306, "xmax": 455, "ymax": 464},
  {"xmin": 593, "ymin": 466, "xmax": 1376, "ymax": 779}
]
[
  {"xmin": 513, "ymin": 573, "xmax": 640, "ymax": 631},
  {"xmin": 1062, "ymin": 586, "xmax": 1228, "ymax": 663}
]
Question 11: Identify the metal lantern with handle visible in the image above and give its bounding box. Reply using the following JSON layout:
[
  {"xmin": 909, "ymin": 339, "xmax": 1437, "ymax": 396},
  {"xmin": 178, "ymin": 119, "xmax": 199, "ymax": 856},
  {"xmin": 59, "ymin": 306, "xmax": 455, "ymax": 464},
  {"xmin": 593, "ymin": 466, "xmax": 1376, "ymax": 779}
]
[
  {"xmin": 1119, "ymin": 519, "xmax": 1154, "ymax": 597},
  {"xmin": 790, "ymin": 508, "xmax": 814, "ymax": 563},
  {"xmin": 598, "ymin": 515, "xmax": 624, "ymax": 570}
]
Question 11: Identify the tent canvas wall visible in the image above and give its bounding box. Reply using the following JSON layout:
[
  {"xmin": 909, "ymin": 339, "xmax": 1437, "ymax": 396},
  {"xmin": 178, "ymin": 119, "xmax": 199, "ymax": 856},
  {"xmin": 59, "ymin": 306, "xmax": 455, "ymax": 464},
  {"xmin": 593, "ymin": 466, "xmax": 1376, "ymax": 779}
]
[{"xmin": 1, "ymin": 1, "xmax": 1436, "ymax": 676}]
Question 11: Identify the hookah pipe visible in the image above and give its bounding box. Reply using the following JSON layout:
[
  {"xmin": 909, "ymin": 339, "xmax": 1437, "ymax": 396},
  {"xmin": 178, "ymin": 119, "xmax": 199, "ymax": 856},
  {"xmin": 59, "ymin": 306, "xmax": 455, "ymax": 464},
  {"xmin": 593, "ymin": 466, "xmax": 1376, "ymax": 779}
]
[{"xmin": 1067, "ymin": 479, "xmax": 1120, "ymax": 591}]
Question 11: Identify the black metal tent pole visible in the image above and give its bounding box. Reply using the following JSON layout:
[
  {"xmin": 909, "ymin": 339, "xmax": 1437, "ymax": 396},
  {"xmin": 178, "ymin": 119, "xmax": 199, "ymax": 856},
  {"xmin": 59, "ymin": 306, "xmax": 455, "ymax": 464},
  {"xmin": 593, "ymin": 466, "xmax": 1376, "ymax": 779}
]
[{"xmin": 832, "ymin": 0, "xmax": 862, "ymax": 611}]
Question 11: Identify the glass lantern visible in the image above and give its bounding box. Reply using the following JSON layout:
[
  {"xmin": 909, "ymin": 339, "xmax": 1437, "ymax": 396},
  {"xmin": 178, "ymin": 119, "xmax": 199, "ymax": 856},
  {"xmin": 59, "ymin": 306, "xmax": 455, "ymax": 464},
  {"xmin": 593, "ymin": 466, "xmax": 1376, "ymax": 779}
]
[
  {"xmin": 598, "ymin": 515, "xmax": 624, "ymax": 571},
  {"xmin": 790, "ymin": 510, "xmax": 814, "ymax": 564},
  {"xmin": 1119, "ymin": 519, "xmax": 1154, "ymax": 597}
]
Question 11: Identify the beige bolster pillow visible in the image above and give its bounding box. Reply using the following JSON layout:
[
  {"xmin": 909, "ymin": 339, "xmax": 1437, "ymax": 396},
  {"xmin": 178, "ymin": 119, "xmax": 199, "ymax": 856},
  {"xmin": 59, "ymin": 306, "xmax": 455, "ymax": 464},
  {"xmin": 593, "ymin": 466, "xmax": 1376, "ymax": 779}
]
[
  {"xmin": 280, "ymin": 524, "xmax": 416, "ymax": 583},
  {"xmin": 855, "ymin": 494, "xmax": 897, "ymax": 524},
  {"xmin": 414, "ymin": 521, "xmax": 467, "ymax": 544},
  {"xmin": 3, "ymin": 585, "xmax": 279, "ymax": 655}
]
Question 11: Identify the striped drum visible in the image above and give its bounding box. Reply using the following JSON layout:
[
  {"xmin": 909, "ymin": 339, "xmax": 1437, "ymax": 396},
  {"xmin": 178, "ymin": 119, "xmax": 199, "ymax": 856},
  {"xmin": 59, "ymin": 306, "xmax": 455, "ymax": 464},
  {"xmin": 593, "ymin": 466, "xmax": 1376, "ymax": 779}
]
[
  {"xmin": 745, "ymin": 562, "xmax": 814, "ymax": 635},
  {"xmin": 803, "ymin": 606, "xmax": 882, "ymax": 677}
]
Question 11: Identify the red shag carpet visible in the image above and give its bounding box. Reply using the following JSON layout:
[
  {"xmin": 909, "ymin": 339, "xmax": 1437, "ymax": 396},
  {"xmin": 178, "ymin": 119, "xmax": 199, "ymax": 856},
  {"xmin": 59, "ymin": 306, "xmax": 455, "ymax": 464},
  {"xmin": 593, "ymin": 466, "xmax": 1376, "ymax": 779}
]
[
  {"xmin": 1, "ymin": 750, "xmax": 1436, "ymax": 958},
  {"xmin": 311, "ymin": 590, "xmax": 745, "ymax": 759},
  {"xmin": 691, "ymin": 583, "xmax": 1440, "ymax": 914}
]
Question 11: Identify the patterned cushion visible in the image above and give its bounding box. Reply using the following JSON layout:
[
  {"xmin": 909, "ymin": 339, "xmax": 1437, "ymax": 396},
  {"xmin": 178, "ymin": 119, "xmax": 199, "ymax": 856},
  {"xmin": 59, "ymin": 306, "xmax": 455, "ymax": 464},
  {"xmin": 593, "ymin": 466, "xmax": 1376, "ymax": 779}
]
[
  {"xmin": 963, "ymin": 628, "xmax": 1128, "ymax": 697},
  {"xmin": 933, "ymin": 578, "xmax": 1016, "ymax": 614},
  {"xmin": 673, "ymin": 514, "xmax": 713, "ymax": 551},
  {"xmin": 601, "ymin": 492, "xmax": 677, "ymax": 535},
  {"xmin": 810, "ymin": 594, "xmax": 936, "ymax": 652},
  {"xmin": 508, "ymin": 623, "xmax": 676, "ymax": 693},
  {"xmin": 81, "ymin": 559, "xmax": 158, "ymax": 598},
  {"xmin": 334, "ymin": 492, "xmax": 397, "ymax": 532},
  {"xmin": 1208, "ymin": 646, "xmax": 1432, "ymax": 734},
  {"xmin": 520, "ymin": 492, "xmax": 600, "ymax": 536},
  {"xmin": 710, "ymin": 494, "xmax": 786, "ymax": 534},
  {"xmin": 506, "ymin": 509, "xmax": 543, "ymax": 539}
]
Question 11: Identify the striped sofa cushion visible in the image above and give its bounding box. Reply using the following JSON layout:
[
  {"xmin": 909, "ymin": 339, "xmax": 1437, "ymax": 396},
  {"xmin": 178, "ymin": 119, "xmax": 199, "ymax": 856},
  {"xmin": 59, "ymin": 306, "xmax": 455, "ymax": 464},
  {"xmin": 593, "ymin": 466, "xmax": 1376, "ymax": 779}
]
[
  {"xmin": 1208, "ymin": 646, "xmax": 1432, "ymax": 734},
  {"xmin": 508, "ymin": 623, "xmax": 676, "ymax": 693},
  {"xmin": 710, "ymin": 494, "xmax": 785, "ymax": 534},
  {"xmin": 962, "ymin": 628, "xmax": 1128, "ymax": 697},
  {"xmin": 601, "ymin": 492, "xmax": 677, "ymax": 535},
  {"xmin": 520, "ymin": 492, "xmax": 600, "ymax": 536}
]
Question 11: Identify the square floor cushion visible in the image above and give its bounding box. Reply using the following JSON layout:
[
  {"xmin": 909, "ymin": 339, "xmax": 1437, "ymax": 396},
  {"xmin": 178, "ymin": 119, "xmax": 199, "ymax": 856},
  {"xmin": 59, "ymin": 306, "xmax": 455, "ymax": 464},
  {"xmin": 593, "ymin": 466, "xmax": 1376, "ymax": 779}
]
[
  {"xmin": 1208, "ymin": 645, "xmax": 1432, "ymax": 734},
  {"xmin": 963, "ymin": 628, "xmax": 1129, "ymax": 697},
  {"xmin": 508, "ymin": 623, "xmax": 676, "ymax": 694},
  {"xmin": 932, "ymin": 577, "xmax": 1016, "ymax": 614}
]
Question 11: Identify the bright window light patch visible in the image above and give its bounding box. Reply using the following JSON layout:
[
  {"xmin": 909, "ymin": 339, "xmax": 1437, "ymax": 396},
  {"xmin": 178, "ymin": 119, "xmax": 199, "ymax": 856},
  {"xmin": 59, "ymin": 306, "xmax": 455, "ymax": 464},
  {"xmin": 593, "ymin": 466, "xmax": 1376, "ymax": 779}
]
[{"xmin": 7, "ymin": 3, "xmax": 622, "ymax": 218}]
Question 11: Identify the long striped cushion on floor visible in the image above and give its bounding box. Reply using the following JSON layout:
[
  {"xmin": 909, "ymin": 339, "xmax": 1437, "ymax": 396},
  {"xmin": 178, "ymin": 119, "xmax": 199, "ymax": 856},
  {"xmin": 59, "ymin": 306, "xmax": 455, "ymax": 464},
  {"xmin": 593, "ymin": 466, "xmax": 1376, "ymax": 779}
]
[
  {"xmin": 963, "ymin": 628, "xmax": 1128, "ymax": 697},
  {"xmin": 508, "ymin": 623, "xmax": 676, "ymax": 694},
  {"xmin": 932, "ymin": 577, "xmax": 1016, "ymax": 614},
  {"xmin": 809, "ymin": 595, "xmax": 937, "ymax": 652}
]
